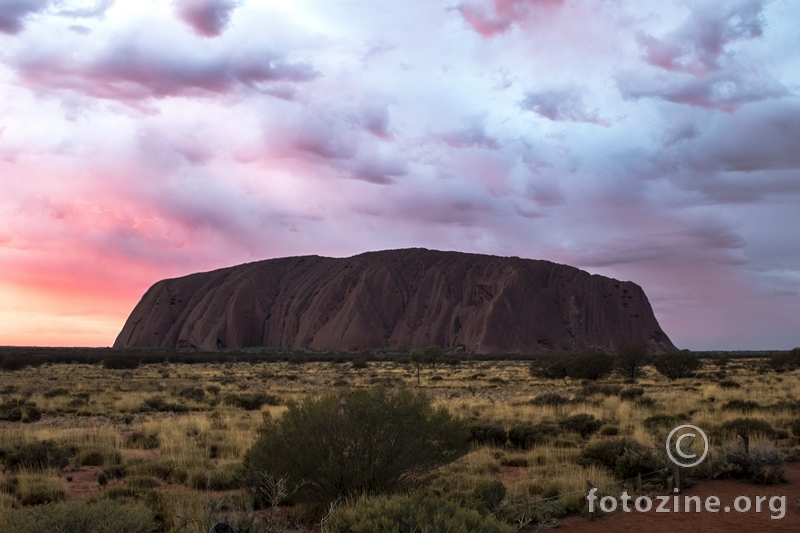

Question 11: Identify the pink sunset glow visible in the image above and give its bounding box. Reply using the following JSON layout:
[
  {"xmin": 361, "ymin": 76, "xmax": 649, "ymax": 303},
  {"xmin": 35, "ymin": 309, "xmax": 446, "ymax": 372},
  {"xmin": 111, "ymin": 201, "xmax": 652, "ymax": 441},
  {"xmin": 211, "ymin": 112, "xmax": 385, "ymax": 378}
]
[{"xmin": 1, "ymin": 0, "xmax": 798, "ymax": 350}]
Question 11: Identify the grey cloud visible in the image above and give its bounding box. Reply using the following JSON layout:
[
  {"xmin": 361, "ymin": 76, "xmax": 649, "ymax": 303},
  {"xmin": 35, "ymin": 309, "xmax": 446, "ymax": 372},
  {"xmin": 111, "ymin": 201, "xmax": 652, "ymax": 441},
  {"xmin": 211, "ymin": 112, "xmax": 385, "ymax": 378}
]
[
  {"xmin": 58, "ymin": 0, "xmax": 114, "ymax": 18},
  {"xmin": 173, "ymin": 0, "xmax": 239, "ymax": 38},
  {"xmin": 637, "ymin": 0, "xmax": 765, "ymax": 75},
  {"xmin": 440, "ymin": 120, "xmax": 500, "ymax": 150},
  {"xmin": 0, "ymin": 0, "xmax": 53, "ymax": 35},
  {"xmin": 360, "ymin": 106, "xmax": 393, "ymax": 140},
  {"xmin": 352, "ymin": 155, "xmax": 408, "ymax": 185},
  {"xmin": 15, "ymin": 39, "xmax": 317, "ymax": 102},
  {"xmin": 520, "ymin": 88, "xmax": 610, "ymax": 126},
  {"xmin": 619, "ymin": 70, "xmax": 788, "ymax": 111}
]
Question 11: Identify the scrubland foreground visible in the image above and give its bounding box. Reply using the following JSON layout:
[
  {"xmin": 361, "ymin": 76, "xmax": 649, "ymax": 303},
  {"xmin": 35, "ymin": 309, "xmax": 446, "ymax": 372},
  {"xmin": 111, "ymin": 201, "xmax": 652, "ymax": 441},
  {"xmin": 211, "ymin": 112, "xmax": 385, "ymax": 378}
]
[{"xmin": 1, "ymin": 349, "xmax": 800, "ymax": 532}]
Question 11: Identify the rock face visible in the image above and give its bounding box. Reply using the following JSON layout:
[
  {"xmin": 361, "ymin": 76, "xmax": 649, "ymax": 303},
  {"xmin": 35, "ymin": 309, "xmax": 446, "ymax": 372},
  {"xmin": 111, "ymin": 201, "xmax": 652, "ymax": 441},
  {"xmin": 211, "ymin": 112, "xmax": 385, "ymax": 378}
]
[{"xmin": 114, "ymin": 249, "xmax": 677, "ymax": 353}]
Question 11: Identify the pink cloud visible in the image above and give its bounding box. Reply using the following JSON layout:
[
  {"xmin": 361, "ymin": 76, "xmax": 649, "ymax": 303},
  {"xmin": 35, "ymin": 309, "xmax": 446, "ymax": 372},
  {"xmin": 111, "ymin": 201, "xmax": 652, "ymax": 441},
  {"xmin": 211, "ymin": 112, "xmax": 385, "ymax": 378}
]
[
  {"xmin": 456, "ymin": 0, "xmax": 563, "ymax": 37},
  {"xmin": 173, "ymin": 0, "xmax": 239, "ymax": 38}
]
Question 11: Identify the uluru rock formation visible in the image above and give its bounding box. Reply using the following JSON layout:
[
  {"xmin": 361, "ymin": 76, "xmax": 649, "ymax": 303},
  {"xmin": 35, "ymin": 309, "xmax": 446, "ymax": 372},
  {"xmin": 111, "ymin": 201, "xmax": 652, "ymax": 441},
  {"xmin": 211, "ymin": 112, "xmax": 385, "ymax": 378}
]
[{"xmin": 114, "ymin": 249, "xmax": 677, "ymax": 353}]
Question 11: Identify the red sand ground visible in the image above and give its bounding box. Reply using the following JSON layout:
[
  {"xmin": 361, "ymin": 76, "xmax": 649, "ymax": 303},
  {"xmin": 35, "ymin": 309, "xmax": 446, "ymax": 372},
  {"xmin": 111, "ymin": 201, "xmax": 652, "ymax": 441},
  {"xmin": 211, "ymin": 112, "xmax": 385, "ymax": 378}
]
[{"xmin": 556, "ymin": 462, "xmax": 800, "ymax": 533}]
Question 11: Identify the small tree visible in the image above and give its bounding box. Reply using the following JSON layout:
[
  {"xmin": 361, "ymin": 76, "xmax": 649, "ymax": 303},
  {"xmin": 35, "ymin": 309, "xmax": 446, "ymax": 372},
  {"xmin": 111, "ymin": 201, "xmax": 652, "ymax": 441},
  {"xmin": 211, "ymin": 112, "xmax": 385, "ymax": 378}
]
[
  {"xmin": 565, "ymin": 351, "xmax": 614, "ymax": 381},
  {"xmin": 653, "ymin": 352, "xmax": 702, "ymax": 380},
  {"xmin": 409, "ymin": 349, "xmax": 425, "ymax": 384},
  {"xmin": 244, "ymin": 387, "xmax": 468, "ymax": 504},
  {"xmin": 617, "ymin": 343, "xmax": 649, "ymax": 383},
  {"xmin": 529, "ymin": 353, "xmax": 573, "ymax": 380},
  {"xmin": 423, "ymin": 345, "xmax": 444, "ymax": 369}
]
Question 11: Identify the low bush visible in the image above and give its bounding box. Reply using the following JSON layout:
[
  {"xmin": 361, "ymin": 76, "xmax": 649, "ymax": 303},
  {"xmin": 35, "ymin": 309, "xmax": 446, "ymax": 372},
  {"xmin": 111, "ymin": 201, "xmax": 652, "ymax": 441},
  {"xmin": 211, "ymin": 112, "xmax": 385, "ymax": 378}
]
[
  {"xmin": 768, "ymin": 348, "xmax": 800, "ymax": 373},
  {"xmin": 619, "ymin": 387, "xmax": 644, "ymax": 401},
  {"xmin": 719, "ymin": 418, "xmax": 776, "ymax": 439},
  {"xmin": 16, "ymin": 475, "xmax": 69, "ymax": 506},
  {"xmin": 599, "ymin": 424, "xmax": 619, "ymax": 436},
  {"xmin": 0, "ymin": 400, "xmax": 42, "ymax": 423},
  {"xmin": 718, "ymin": 380, "xmax": 741, "ymax": 389},
  {"xmin": 125, "ymin": 476, "xmax": 161, "ymax": 490},
  {"xmin": 508, "ymin": 424, "xmax": 560, "ymax": 449},
  {"xmin": 176, "ymin": 387, "xmax": 205, "ymax": 402},
  {"xmin": 0, "ymin": 440, "xmax": 73, "ymax": 471},
  {"xmin": 139, "ymin": 396, "xmax": 188, "ymax": 413},
  {"xmin": 713, "ymin": 443, "xmax": 786, "ymax": 484},
  {"xmin": 43, "ymin": 388, "xmax": 70, "ymax": 399},
  {"xmin": 327, "ymin": 494, "xmax": 515, "ymax": 533},
  {"xmin": 559, "ymin": 414, "xmax": 603, "ymax": 438},
  {"xmin": 565, "ymin": 352, "xmax": 614, "ymax": 381},
  {"xmin": 126, "ymin": 432, "xmax": 160, "ymax": 450},
  {"xmin": 467, "ymin": 422, "xmax": 507, "ymax": 447},
  {"xmin": 578, "ymin": 383, "xmax": 621, "ymax": 398},
  {"xmin": 103, "ymin": 356, "xmax": 140, "ymax": 370},
  {"xmin": 653, "ymin": 353, "xmax": 702, "ymax": 380},
  {"xmin": 224, "ymin": 392, "xmax": 281, "ymax": 410},
  {"xmin": 471, "ymin": 479, "xmax": 507, "ymax": 513},
  {"xmin": 245, "ymin": 387, "xmax": 468, "ymax": 503},
  {"xmin": 579, "ymin": 438, "xmax": 660, "ymax": 479},
  {"xmin": 721, "ymin": 399, "xmax": 761, "ymax": 412},
  {"xmin": 528, "ymin": 354, "xmax": 573, "ymax": 380},
  {"xmin": 643, "ymin": 414, "xmax": 679, "ymax": 430},
  {"xmin": 188, "ymin": 465, "xmax": 243, "ymax": 491},
  {"xmin": 76, "ymin": 448, "xmax": 122, "ymax": 468},
  {"xmin": 530, "ymin": 393, "xmax": 569, "ymax": 406}
]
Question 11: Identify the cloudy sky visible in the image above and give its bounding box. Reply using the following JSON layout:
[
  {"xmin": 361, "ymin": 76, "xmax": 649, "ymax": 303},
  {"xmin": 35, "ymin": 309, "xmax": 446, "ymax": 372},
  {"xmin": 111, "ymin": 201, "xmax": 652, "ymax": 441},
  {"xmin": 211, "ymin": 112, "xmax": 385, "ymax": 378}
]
[{"xmin": 1, "ymin": 0, "xmax": 798, "ymax": 350}]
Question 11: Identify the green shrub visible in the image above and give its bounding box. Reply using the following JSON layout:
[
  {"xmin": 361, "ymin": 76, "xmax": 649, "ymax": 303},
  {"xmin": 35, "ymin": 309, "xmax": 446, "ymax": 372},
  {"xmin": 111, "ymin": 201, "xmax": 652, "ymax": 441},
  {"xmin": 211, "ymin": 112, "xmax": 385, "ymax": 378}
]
[
  {"xmin": 559, "ymin": 414, "xmax": 602, "ymax": 438},
  {"xmin": 565, "ymin": 352, "xmax": 614, "ymax": 381},
  {"xmin": 351, "ymin": 358, "xmax": 369, "ymax": 369},
  {"xmin": 719, "ymin": 380, "xmax": 741, "ymax": 389},
  {"xmin": 713, "ymin": 444, "xmax": 785, "ymax": 484},
  {"xmin": 472, "ymin": 479, "xmax": 507, "ymax": 512},
  {"xmin": 578, "ymin": 383, "xmax": 621, "ymax": 398},
  {"xmin": 245, "ymin": 387, "xmax": 468, "ymax": 503},
  {"xmin": 0, "ymin": 440, "xmax": 73, "ymax": 471},
  {"xmin": 643, "ymin": 414, "xmax": 679, "ymax": 430},
  {"xmin": 579, "ymin": 438, "xmax": 660, "ymax": 479},
  {"xmin": 327, "ymin": 494, "xmax": 514, "ymax": 533},
  {"xmin": 0, "ymin": 400, "xmax": 42, "ymax": 423},
  {"xmin": 619, "ymin": 387, "xmax": 644, "ymax": 401},
  {"xmin": 530, "ymin": 393, "xmax": 569, "ymax": 406},
  {"xmin": 188, "ymin": 465, "xmax": 243, "ymax": 491},
  {"xmin": 616, "ymin": 343, "xmax": 649, "ymax": 383},
  {"xmin": 719, "ymin": 418, "xmax": 776, "ymax": 439},
  {"xmin": 768, "ymin": 348, "xmax": 800, "ymax": 373},
  {"xmin": 653, "ymin": 353, "xmax": 702, "ymax": 380},
  {"xmin": 43, "ymin": 388, "xmax": 70, "ymax": 399},
  {"xmin": 140, "ymin": 396, "xmax": 188, "ymax": 413},
  {"xmin": 224, "ymin": 392, "xmax": 281, "ymax": 410},
  {"xmin": 126, "ymin": 432, "xmax": 159, "ymax": 450},
  {"xmin": 507, "ymin": 424, "xmax": 560, "ymax": 449},
  {"xmin": 721, "ymin": 399, "xmax": 761, "ymax": 412},
  {"xmin": 599, "ymin": 424, "xmax": 619, "ymax": 436},
  {"xmin": 467, "ymin": 423, "xmax": 507, "ymax": 447},
  {"xmin": 528, "ymin": 354, "xmax": 573, "ymax": 380},
  {"xmin": 176, "ymin": 387, "xmax": 205, "ymax": 402},
  {"xmin": 103, "ymin": 356, "xmax": 140, "ymax": 370},
  {"xmin": 76, "ymin": 448, "xmax": 121, "ymax": 468},
  {"xmin": 125, "ymin": 476, "xmax": 161, "ymax": 490}
]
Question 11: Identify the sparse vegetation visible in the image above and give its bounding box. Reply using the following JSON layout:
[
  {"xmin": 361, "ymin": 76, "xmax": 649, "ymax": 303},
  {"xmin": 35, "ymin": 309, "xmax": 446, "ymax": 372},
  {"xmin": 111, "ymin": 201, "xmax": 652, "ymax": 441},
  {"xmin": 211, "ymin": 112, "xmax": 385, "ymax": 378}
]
[{"xmin": 0, "ymin": 347, "xmax": 796, "ymax": 531}]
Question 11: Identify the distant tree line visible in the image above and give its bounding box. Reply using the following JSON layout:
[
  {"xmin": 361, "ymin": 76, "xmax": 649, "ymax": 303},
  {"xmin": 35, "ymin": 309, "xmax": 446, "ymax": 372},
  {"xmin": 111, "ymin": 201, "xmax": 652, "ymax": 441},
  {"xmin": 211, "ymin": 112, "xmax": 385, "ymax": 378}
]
[
  {"xmin": 0, "ymin": 345, "xmax": 796, "ymax": 374},
  {"xmin": 529, "ymin": 344, "xmax": 709, "ymax": 382}
]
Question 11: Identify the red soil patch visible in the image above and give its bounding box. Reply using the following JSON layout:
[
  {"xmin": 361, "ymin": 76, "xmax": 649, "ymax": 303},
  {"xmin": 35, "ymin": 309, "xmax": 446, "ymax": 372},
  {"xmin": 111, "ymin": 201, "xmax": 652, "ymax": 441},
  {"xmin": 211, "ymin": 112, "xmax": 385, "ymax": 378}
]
[
  {"xmin": 556, "ymin": 462, "xmax": 800, "ymax": 533},
  {"xmin": 60, "ymin": 465, "xmax": 124, "ymax": 500}
]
